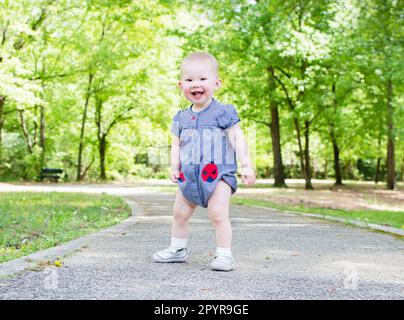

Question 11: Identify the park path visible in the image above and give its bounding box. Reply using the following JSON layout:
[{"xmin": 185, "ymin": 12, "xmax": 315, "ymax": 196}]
[{"xmin": 0, "ymin": 183, "xmax": 403, "ymax": 299}]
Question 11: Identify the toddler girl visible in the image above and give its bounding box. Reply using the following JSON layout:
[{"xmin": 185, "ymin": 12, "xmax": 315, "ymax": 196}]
[{"xmin": 152, "ymin": 52, "xmax": 255, "ymax": 271}]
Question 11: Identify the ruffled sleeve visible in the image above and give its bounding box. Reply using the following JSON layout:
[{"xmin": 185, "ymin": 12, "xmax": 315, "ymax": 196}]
[
  {"xmin": 170, "ymin": 110, "xmax": 182, "ymax": 137},
  {"xmin": 217, "ymin": 105, "xmax": 240, "ymax": 130}
]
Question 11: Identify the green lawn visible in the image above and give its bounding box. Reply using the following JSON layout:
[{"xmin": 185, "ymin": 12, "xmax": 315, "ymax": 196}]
[
  {"xmin": 0, "ymin": 192, "xmax": 131, "ymax": 263},
  {"xmin": 231, "ymin": 197, "xmax": 404, "ymax": 230}
]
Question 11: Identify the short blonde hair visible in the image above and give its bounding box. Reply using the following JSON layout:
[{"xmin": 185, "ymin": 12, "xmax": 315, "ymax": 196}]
[{"xmin": 180, "ymin": 51, "xmax": 219, "ymax": 77}]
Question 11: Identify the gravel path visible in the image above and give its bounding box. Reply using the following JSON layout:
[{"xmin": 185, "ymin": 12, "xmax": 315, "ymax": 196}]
[{"xmin": 0, "ymin": 186, "xmax": 403, "ymax": 299}]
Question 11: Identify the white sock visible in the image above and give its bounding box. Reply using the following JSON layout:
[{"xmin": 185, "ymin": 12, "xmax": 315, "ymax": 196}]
[
  {"xmin": 170, "ymin": 237, "xmax": 187, "ymax": 250},
  {"xmin": 216, "ymin": 247, "xmax": 232, "ymax": 256}
]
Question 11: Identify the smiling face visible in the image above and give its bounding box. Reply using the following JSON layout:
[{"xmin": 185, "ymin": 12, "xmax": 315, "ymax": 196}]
[{"xmin": 179, "ymin": 59, "xmax": 222, "ymax": 110}]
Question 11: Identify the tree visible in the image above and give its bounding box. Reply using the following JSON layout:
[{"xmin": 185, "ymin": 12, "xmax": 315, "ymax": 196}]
[{"xmin": 357, "ymin": 0, "xmax": 404, "ymax": 189}]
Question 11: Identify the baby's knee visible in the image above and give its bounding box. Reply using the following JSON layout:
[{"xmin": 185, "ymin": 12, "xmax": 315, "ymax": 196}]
[
  {"xmin": 208, "ymin": 205, "xmax": 228, "ymax": 223},
  {"xmin": 173, "ymin": 206, "xmax": 192, "ymax": 222}
]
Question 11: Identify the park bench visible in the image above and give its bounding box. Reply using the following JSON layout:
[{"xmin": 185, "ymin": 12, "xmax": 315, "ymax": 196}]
[{"xmin": 39, "ymin": 168, "xmax": 64, "ymax": 182}]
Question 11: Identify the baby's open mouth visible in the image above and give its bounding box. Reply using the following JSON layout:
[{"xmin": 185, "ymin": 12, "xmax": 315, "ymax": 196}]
[{"xmin": 191, "ymin": 91, "xmax": 204, "ymax": 98}]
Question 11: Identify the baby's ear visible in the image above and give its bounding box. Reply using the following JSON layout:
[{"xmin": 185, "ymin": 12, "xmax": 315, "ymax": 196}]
[
  {"xmin": 178, "ymin": 81, "xmax": 183, "ymax": 89},
  {"xmin": 215, "ymin": 78, "xmax": 222, "ymax": 88}
]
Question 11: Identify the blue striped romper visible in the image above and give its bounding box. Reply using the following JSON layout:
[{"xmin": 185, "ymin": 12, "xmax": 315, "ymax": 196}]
[{"xmin": 171, "ymin": 98, "xmax": 240, "ymax": 207}]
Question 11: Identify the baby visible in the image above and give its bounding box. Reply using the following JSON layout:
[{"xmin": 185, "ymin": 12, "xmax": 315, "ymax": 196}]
[{"xmin": 152, "ymin": 52, "xmax": 256, "ymax": 271}]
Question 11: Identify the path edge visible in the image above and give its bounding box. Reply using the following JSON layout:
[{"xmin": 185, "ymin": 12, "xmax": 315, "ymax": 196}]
[
  {"xmin": 247, "ymin": 204, "xmax": 404, "ymax": 238},
  {"xmin": 0, "ymin": 197, "xmax": 142, "ymax": 278}
]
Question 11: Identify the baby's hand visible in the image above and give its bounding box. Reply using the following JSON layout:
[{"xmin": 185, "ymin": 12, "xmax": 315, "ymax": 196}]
[
  {"xmin": 170, "ymin": 169, "xmax": 180, "ymax": 183},
  {"xmin": 240, "ymin": 166, "xmax": 256, "ymax": 186}
]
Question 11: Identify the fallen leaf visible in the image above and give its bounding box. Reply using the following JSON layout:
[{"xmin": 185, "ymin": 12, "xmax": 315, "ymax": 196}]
[{"xmin": 53, "ymin": 258, "xmax": 63, "ymax": 267}]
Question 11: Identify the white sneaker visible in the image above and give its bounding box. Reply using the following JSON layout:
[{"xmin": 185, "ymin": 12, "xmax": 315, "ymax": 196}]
[
  {"xmin": 210, "ymin": 254, "xmax": 234, "ymax": 271},
  {"xmin": 152, "ymin": 247, "xmax": 188, "ymax": 263}
]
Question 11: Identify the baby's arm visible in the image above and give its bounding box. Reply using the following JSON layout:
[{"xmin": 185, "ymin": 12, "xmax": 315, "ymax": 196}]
[
  {"xmin": 226, "ymin": 123, "xmax": 256, "ymax": 185},
  {"xmin": 170, "ymin": 135, "xmax": 181, "ymax": 183}
]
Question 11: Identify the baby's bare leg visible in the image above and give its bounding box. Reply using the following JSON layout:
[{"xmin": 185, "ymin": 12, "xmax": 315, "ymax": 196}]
[
  {"xmin": 152, "ymin": 189, "xmax": 195, "ymax": 263},
  {"xmin": 171, "ymin": 188, "xmax": 196, "ymax": 238},
  {"xmin": 207, "ymin": 180, "xmax": 232, "ymax": 248}
]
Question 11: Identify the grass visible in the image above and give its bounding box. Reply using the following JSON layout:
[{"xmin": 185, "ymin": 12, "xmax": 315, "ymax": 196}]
[
  {"xmin": 0, "ymin": 192, "xmax": 131, "ymax": 263},
  {"xmin": 231, "ymin": 197, "xmax": 404, "ymax": 229}
]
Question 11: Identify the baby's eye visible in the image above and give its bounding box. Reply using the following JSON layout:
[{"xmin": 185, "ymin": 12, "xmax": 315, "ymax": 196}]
[
  {"xmin": 185, "ymin": 79, "xmax": 192, "ymax": 82},
  {"xmin": 201, "ymin": 77, "xmax": 208, "ymax": 81}
]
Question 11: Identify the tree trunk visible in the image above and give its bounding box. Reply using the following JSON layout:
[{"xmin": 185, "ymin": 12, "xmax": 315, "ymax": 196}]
[
  {"xmin": 39, "ymin": 66, "xmax": 46, "ymax": 171},
  {"xmin": 33, "ymin": 105, "xmax": 38, "ymax": 146},
  {"xmin": 99, "ymin": 134, "xmax": 107, "ymax": 180},
  {"xmin": 303, "ymin": 120, "xmax": 313, "ymax": 189},
  {"xmin": 270, "ymin": 106, "xmax": 286, "ymax": 187},
  {"xmin": 330, "ymin": 83, "xmax": 342, "ymax": 186},
  {"xmin": 294, "ymin": 118, "xmax": 306, "ymax": 182},
  {"xmin": 268, "ymin": 67, "xmax": 305, "ymax": 182},
  {"xmin": 39, "ymin": 104, "xmax": 45, "ymax": 168},
  {"xmin": 374, "ymin": 133, "xmax": 382, "ymax": 184},
  {"xmin": 401, "ymin": 157, "xmax": 404, "ymax": 182},
  {"xmin": 298, "ymin": 59, "xmax": 308, "ymax": 186},
  {"xmin": 324, "ymin": 157, "xmax": 328, "ymax": 179},
  {"xmin": 94, "ymin": 100, "xmax": 134, "ymax": 181},
  {"xmin": 81, "ymin": 153, "xmax": 95, "ymax": 180},
  {"xmin": 95, "ymin": 97, "xmax": 106, "ymax": 180},
  {"xmin": 330, "ymin": 130, "xmax": 343, "ymax": 186},
  {"xmin": 0, "ymin": 96, "xmax": 5, "ymax": 156},
  {"xmin": 332, "ymin": 140, "xmax": 342, "ymax": 186},
  {"xmin": 386, "ymin": 78, "xmax": 395, "ymax": 190},
  {"xmin": 77, "ymin": 73, "xmax": 93, "ymax": 181},
  {"xmin": 19, "ymin": 110, "xmax": 33, "ymax": 153},
  {"xmin": 267, "ymin": 67, "xmax": 286, "ymax": 187}
]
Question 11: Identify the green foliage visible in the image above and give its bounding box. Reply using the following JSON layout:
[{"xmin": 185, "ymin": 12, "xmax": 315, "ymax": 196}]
[
  {"xmin": 0, "ymin": 0, "xmax": 403, "ymax": 185},
  {"xmin": 0, "ymin": 0, "xmax": 181, "ymax": 181},
  {"xmin": 175, "ymin": 0, "xmax": 404, "ymax": 184}
]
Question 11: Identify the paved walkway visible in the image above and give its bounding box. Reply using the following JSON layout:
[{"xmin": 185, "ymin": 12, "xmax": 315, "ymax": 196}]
[{"xmin": 0, "ymin": 184, "xmax": 403, "ymax": 299}]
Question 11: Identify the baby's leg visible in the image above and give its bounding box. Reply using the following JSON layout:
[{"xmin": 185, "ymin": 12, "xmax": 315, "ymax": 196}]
[
  {"xmin": 152, "ymin": 189, "xmax": 195, "ymax": 263},
  {"xmin": 171, "ymin": 188, "xmax": 196, "ymax": 239},
  {"xmin": 207, "ymin": 180, "xmax": 232, "ymax": 248}
]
